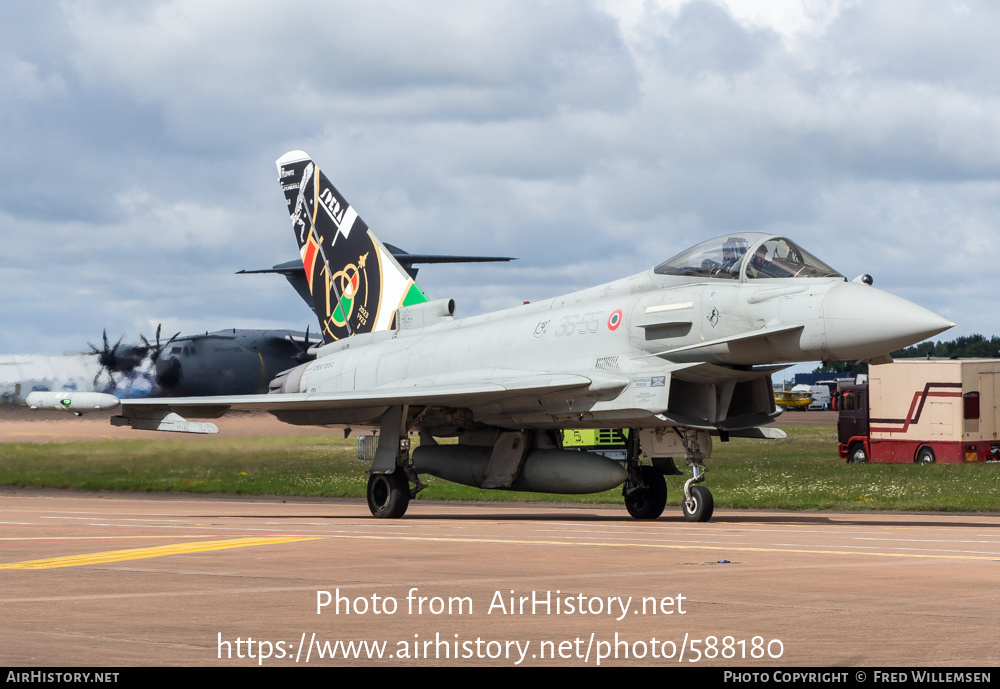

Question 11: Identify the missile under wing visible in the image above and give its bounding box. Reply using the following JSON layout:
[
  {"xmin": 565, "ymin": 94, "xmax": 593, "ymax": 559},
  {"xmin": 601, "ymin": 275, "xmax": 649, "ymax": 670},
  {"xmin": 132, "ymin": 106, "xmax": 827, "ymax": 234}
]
[{"xmin": 28, "ymin": 151, "xmax": 954, "ymax": 522}]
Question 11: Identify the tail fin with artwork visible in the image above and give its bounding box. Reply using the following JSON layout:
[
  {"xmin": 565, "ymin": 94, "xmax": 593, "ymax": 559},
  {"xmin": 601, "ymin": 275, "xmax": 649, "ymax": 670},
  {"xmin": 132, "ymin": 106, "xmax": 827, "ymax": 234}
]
[{"xmin": 276, "ymin": 151, "xmax": 429, "ymax": 344}]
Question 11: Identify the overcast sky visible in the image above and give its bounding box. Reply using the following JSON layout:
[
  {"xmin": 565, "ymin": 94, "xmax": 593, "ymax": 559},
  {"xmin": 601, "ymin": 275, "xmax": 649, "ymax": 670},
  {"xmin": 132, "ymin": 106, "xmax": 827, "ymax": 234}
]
[{"xmin": 2, "ymin": 0, "xmax": 997, "ymax": 375}]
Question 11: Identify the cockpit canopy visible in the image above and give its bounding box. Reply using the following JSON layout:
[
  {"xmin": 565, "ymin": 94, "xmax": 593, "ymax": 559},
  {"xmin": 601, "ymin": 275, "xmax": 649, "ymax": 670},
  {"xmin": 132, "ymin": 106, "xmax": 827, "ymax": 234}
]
[{"xmin": 654, "ymin": 233, "xmax": 844, "ymax": 281}]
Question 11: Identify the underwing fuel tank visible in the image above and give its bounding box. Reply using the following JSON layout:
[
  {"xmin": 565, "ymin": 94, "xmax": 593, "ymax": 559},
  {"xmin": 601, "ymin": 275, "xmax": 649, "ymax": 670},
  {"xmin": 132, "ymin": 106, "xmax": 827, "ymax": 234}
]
[
  {"xmin": 26, "ymin": 391, "xmax": 121, "ymax": 412},
  {"xmin": 411, "ymin": 445, "xmax": 628, "ymax": 494}
]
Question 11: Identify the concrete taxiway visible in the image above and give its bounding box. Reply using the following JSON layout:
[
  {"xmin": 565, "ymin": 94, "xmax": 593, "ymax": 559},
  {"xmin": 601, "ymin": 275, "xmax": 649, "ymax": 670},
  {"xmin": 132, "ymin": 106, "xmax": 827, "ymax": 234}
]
[{"xmin": 0, "ymin": 489, "xmax": 997, "ymax": 667}]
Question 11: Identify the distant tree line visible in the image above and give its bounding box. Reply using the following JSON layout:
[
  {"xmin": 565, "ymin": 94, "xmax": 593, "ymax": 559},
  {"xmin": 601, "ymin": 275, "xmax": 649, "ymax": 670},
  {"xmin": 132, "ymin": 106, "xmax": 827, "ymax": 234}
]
[{"xmin": 812, "ymin": 334, "xmax": 1000, "ymax": 376}]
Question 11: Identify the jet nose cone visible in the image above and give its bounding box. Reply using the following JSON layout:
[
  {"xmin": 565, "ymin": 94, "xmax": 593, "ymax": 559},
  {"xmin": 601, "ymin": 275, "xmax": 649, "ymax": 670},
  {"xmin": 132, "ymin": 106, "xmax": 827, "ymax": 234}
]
[{"xmin": 823, "ymin": 282, "xmax": 953, "ymax": 360}]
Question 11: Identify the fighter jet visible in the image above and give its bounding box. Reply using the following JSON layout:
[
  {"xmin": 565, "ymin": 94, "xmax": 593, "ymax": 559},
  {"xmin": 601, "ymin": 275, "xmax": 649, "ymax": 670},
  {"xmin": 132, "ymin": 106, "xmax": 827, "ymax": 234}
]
[{"xmin": 28, "ymin": 151, "xmax": 954, "ymax": 522}]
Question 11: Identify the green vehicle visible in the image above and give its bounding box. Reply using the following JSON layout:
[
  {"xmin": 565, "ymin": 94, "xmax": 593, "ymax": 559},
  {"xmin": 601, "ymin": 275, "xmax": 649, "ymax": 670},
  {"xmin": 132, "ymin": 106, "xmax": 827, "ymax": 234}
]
[
  {"xmin": 562, "ymin": 429, "xmax": 629, "ymax": 460},
  {"xmin": 562, "ymin": 430, "xmax": 684, "ymax": 477}
]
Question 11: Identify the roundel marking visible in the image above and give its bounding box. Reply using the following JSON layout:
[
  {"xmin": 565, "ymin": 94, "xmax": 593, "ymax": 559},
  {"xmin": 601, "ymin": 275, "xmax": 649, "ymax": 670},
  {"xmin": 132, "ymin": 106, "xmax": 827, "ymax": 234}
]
[{"xmin": 607, "ymin": 309, "xmax": 622, "ymax": 331}]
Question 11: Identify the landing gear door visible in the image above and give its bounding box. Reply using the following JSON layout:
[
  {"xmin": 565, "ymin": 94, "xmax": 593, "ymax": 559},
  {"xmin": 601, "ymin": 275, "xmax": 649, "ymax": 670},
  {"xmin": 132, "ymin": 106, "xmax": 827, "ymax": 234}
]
[{"xmin": 639, "ymin": 427, "xmax": 712, "ymax": 458}]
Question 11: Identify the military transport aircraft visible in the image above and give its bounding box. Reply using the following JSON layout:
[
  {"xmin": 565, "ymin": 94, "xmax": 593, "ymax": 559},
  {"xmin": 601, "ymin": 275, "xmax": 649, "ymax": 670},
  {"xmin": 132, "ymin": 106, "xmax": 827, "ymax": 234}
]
[
  {"xmin": 27, "ymin": 151, "xmax": 954, "ymax": 522},
  {"xmin": 151, "ymin": 328, "xmax": 319, "ymax": 397},
  {"xmin": 77, "ymin": 325, "xmax": 318, "ymax": 399}
]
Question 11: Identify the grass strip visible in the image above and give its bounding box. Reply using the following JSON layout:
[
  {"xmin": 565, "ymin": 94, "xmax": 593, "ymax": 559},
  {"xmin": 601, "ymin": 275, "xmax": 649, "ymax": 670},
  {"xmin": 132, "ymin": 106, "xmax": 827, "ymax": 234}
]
[{"xmin": 1, "ymin": 426, "xmax": 998, "ymax": 512}]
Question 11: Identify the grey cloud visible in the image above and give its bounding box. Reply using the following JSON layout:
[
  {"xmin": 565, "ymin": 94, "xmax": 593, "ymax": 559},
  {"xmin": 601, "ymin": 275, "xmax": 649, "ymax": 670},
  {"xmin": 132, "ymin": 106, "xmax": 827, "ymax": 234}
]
[
  {"xmin": 66, "ymin": 1, "xmax": 638, "ymax": 127},
  {"xmin": 645, "ymin": 0, "xmax": 780, "ymax": 76},
  {"xmin": 827, "ymin": 0, "xmax": 1000, "ymax": 92},
  {"xmin": 2, "ymin": 0, "xmax": 997, "ymax": 356}
]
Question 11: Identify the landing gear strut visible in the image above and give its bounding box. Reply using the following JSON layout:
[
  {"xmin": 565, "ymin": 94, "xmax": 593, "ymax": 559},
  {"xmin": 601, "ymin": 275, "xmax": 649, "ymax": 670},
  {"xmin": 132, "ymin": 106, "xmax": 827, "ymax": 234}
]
[
  {"xmin": 622, "ymin": 428, "xmax": 667, "ymax": 520},
  {"xmin": 366, "ymin": 405, "xmax": 425, "ymax": 519},
  {"xmin": 679, "ymin": 429, "xmax": 714, "ymax": 523}
]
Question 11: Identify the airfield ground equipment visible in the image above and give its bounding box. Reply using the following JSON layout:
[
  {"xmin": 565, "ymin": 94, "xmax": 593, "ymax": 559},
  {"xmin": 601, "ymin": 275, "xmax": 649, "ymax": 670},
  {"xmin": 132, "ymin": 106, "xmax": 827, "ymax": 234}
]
[{"xmin": 838, "ymin": 359, "xmax": 1000, "ymax": 464}]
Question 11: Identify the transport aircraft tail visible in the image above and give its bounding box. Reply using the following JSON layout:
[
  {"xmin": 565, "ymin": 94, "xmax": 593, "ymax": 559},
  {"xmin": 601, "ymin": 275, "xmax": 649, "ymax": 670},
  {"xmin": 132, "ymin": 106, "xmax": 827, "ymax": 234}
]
[{"xmin": 276, "ymin": 151, "xmax": 429, "ymax": 344}]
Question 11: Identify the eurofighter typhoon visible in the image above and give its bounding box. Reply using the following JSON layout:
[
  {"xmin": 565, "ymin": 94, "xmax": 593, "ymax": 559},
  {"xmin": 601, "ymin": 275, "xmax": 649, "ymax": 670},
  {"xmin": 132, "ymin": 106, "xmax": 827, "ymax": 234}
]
[{"xmin": 28, "ymin": 151, "xmax": 954, "ymax": 522}]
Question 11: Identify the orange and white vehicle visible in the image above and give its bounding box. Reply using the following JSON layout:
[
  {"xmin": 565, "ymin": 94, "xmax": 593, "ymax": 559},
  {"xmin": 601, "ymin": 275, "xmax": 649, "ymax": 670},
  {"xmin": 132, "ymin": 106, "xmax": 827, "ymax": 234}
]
[{"xmin": 838, "ymin": 359, "xmax": 1000, "ymax": 464}]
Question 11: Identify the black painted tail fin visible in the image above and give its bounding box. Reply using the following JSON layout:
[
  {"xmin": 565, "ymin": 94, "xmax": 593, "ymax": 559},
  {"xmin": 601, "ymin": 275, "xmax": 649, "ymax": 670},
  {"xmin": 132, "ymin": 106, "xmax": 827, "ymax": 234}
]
[{"xmin": 276, "ymin": 151, "xmax": 428, "ymax": 344}]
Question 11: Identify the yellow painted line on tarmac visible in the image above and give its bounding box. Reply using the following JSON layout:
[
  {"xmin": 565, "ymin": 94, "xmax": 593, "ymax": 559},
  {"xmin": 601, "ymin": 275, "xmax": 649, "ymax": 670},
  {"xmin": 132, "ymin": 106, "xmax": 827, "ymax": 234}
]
[
  {"xmin": 0, "ymin": 536, "xmax": 321, "ymax": 570},
  {"xmin": 0, "ymin": 536, "xmax": 235, "ymax": 541},
  {"xmin": 321, "ymin": 533, "xmax": 1000, "ymax": 561}
]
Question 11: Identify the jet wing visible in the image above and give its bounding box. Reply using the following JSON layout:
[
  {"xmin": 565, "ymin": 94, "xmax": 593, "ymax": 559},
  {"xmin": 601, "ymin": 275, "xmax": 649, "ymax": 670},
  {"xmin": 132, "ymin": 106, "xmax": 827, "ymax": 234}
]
[
  {"xmin": 27, "ymin": 371, "xmax": 629, "ymax": 432},
  {"xmin": 150, "ymin": 372, "xmax": 618, "ymax": 412}
]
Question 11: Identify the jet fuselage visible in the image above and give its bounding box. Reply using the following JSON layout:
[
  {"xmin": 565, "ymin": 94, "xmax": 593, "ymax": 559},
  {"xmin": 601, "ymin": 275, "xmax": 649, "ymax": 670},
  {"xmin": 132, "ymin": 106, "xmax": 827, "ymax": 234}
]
[{"xmin": 275, "ymin": 267, "xmax": 949, "ymax": 433}]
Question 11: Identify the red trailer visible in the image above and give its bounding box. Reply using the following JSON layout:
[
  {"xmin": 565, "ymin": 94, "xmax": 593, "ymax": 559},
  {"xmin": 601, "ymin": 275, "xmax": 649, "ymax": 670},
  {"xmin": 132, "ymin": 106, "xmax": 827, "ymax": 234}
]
[{"xmin": 837, "ymin": 359, "xmax": 1000, "ymax": 464}]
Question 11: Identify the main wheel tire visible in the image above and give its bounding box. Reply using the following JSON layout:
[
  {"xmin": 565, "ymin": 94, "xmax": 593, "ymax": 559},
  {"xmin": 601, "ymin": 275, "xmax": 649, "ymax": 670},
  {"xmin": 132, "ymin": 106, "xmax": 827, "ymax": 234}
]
[
  {"xmin": 624, "ymin": 466, "xmax": 667, "ymax": 520},
  {"xmin": 915, "ymin": 446, "xmax": 936, "ymax": 464},
  {"xmin": 682, "ymin": 485, "xmax": 714, "ymax": 522},
  {"xmin": 848, "ymin": 442, "xmax": 869, "ymax": 464},
  {"xmin": 367, "ymin": 471, "xmax": 410, "ymax": 518}
]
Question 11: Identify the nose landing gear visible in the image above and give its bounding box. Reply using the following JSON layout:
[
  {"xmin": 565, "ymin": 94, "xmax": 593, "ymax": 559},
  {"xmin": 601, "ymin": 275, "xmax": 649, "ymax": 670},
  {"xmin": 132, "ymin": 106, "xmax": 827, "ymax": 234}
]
[
  {"xmin": 680, "ymin": 431, "xmax": 714, "ymax": 522},
  {"xmin": 681, "ymin": 466, "xmax": 714, "ymax": 522}
]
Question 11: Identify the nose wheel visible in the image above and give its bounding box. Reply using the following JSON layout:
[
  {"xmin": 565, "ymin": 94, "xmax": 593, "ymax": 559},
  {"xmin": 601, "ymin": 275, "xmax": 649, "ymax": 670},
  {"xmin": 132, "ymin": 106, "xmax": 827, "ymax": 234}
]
[
  {"xmin": 682, "ymin": 484, "xmax": 714, "ymax": 522},
  {"xmin": 675, "ymin": 428, "xmax": 715, "ymax": 522}
]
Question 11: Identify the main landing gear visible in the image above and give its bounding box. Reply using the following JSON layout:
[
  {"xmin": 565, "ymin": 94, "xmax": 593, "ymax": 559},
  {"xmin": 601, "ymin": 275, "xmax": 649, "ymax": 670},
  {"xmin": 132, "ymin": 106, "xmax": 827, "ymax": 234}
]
[
  {"xmin": 624, "ymin": 465, "xmax": 668, "ymax": 520},
  {"xmin": 366, "ymin": 405, "xmax": 423, "ymax": 519},
  {"xmin": 367, "ymin": 471, "xmax": 410, "ymax": 519},
  {"xmin": 623, "ymin": 430, "xmax": 669, "ymax": 521}
]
